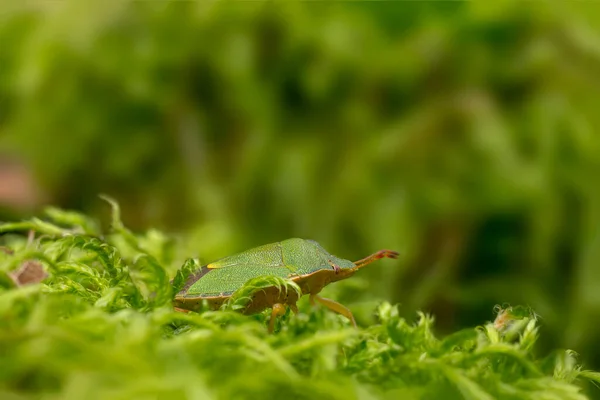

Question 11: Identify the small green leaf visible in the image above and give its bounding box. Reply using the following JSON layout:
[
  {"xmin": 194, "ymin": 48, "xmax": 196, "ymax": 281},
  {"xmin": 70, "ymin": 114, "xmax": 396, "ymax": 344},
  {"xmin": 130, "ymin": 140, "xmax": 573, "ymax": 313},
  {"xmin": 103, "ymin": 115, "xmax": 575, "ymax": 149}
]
[{"xmin": 172, "ymin": 258, "xmax": 199, "ymax": 296}]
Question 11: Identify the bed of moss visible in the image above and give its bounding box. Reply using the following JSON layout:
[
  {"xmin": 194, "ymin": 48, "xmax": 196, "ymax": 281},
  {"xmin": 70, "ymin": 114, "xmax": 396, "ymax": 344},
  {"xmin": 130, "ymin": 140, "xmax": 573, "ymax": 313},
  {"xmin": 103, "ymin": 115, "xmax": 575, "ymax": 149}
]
[{"xmin": 1, "ymin": 199, "xmax": 599, "ymax": 400}]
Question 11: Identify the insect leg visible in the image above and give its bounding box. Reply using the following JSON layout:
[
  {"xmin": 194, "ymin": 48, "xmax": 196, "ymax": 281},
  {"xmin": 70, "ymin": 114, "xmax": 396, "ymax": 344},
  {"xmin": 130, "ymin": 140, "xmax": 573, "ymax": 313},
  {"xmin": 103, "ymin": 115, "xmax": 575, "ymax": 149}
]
[
  {"xmin": 289, "ymin": 303, "xmax": 299, "ymax": 315},
  {"xmin": 310, "ymin": 294, "xmax": 357, "ymax": 327},
  {"xmin": 268, "ymin": 303, "xmax": 287, "ymax": 333},
  {"xmin": 174, "ymin": 307, "xmax": 192, "ymax": 313}
]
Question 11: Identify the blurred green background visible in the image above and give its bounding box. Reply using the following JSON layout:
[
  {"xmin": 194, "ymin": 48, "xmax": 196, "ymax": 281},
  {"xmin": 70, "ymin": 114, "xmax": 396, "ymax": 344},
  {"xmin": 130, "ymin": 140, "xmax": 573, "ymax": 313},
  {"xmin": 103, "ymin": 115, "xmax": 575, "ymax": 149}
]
[{"xmin": 2, "ymin": 0, "xmax": 600, "ymax": 373}]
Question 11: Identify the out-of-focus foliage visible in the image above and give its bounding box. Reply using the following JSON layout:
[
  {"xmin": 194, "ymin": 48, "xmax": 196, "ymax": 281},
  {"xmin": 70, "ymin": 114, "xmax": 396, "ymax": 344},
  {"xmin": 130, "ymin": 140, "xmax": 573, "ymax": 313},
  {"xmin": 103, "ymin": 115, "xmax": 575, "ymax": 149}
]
[
  {"xmin": 1, "ymin": 205, "xmax": 600, "ymax": 400},
  {"xmin": 2, "ymin": 0, "xmax": 600, "ymax": 394}
]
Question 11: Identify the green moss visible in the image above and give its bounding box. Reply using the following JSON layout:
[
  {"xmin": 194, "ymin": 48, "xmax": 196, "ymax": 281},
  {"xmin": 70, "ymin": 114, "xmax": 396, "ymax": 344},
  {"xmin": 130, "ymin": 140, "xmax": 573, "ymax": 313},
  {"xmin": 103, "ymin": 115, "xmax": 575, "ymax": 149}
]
[{"xmin": 0, "ymin": 201, "xmax": 598, "ymax": 399}]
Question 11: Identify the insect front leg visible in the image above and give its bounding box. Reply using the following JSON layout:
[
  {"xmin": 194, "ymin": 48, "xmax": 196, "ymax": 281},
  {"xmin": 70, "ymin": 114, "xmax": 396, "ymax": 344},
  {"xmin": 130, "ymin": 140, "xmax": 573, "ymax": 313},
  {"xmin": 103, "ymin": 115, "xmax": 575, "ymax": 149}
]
[{"xmin": 309, "ymin": 294, "xmax": 357, "ymax": 328}]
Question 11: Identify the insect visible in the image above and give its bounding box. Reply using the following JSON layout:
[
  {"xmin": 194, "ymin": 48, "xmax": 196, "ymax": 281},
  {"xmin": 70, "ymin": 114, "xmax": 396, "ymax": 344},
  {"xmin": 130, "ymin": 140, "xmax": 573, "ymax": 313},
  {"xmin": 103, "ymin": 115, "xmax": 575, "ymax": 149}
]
[{"xmin": 173, "ymin": 238, "xmax": 399, "ymax": 332}]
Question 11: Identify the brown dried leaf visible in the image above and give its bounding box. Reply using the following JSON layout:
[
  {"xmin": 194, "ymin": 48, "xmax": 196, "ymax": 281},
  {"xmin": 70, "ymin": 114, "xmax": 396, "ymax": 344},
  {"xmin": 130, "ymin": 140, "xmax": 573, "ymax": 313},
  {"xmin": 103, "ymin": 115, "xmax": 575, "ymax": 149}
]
[{"xmin": 9, "ymin": 260, "xmax": 48, "ymax": 286}]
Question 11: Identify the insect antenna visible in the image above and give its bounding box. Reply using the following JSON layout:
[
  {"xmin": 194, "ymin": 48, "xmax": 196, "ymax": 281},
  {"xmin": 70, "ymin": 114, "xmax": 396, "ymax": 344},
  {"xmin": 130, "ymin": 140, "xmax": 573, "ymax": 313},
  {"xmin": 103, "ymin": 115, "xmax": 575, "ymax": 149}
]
[{"xmin": 353, "ymin": 250, "xmax": 399, "ymax": 270}]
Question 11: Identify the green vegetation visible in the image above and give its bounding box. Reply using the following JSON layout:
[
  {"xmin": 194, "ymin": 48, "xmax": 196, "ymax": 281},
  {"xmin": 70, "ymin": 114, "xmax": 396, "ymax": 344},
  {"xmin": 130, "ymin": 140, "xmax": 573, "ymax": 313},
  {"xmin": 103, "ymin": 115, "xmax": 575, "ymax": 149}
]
[
  {"xmin": 2, "ymin": 3, "xmax": 600, "ymax": 366},
  {"xmin": 2, "ymin": 2, "xmax": 600, "ymax": 398},
  {"xmin": 1, "ymin": 201, "xmax": 599, "ymax": 399}
]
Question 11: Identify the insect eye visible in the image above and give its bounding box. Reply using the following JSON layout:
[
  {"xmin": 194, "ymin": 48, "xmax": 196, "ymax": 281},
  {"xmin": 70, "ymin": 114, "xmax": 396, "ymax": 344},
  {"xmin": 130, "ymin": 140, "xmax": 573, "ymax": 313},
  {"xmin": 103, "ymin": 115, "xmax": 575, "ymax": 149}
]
[{"xmin": 328, "ymin": 260, "xmax": 341, "ymax": 274}]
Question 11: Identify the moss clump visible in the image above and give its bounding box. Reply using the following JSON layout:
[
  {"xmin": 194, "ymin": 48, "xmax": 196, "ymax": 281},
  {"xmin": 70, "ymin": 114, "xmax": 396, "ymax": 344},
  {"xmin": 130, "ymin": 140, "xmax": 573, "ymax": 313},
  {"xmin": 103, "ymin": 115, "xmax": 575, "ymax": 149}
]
[{"xmin": 1, "ymin": 199, "xmax": 598, "ymax": 399}]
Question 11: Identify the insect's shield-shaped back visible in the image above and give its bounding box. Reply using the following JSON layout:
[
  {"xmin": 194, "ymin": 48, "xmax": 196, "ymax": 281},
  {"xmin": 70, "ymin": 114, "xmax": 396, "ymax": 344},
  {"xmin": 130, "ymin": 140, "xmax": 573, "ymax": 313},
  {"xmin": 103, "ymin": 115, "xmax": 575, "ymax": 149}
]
[{"xmin": 223, "ymin": 275, "xmax": 301, "ymax": 312}]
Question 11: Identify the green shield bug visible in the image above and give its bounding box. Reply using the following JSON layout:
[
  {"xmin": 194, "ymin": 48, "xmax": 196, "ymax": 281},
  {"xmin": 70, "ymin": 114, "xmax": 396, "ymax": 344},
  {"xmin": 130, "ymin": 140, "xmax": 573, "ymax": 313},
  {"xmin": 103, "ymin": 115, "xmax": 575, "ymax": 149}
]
[{"xmin": 174, "ymin": 238, "xmax": 399, "ymax": 332}]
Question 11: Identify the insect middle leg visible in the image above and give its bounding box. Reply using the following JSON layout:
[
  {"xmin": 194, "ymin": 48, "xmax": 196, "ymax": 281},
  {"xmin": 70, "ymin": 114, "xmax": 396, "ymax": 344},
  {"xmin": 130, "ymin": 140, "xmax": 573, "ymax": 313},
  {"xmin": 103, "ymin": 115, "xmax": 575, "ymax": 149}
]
[
  {"xmin": 309, "ymin": 294, "xmax": 357, "ymax": 327},
  {"xmin": 268, "ymin": 303, "xmax": 288, "ymax": 333}
]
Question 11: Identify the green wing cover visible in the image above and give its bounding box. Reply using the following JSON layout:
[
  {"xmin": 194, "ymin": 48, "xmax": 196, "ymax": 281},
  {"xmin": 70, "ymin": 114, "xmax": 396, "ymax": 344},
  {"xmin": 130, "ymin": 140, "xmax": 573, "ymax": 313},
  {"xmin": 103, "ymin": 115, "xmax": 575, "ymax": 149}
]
[
  {"xmin": 184, "ymin": 239, "xmax": 295, "ymax": 297},
  {"xmin": 184, "ymin": 263, "xmax": 293, "ymax": 297}
]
